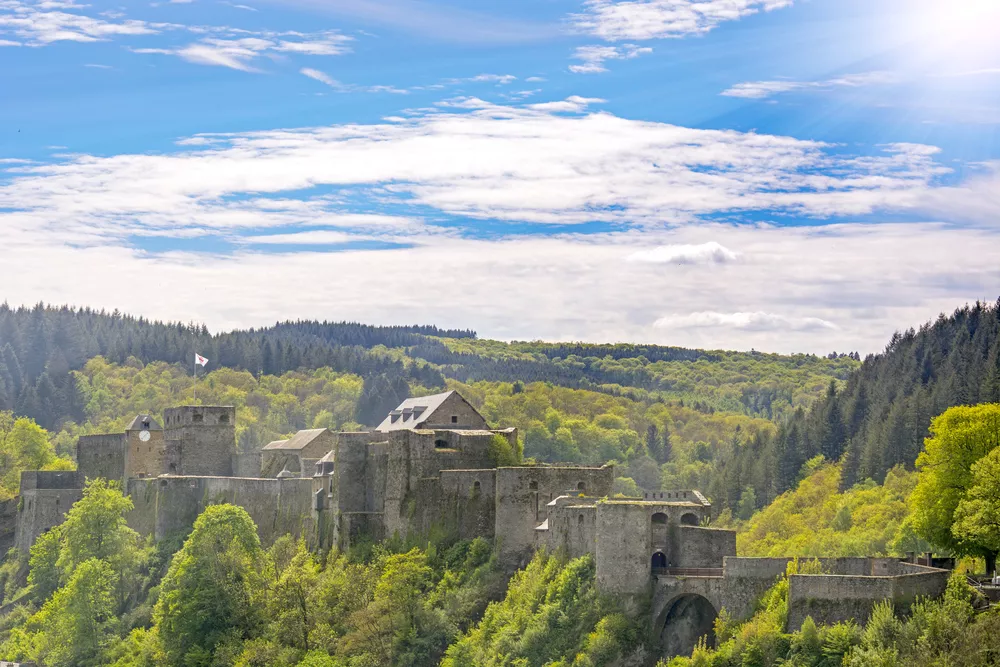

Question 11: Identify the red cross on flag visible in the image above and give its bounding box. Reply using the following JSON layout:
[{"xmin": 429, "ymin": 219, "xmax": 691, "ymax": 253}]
[{"xmin": 195, "ymin": 353, "xmax": 209, "ymax": 367}]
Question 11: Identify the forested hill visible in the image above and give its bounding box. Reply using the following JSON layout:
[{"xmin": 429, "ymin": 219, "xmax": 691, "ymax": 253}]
[
  {"xmin": 0, "ymin": 303, "xmax": 857, "ymax": 431},
  {"xmin": 713, "ymin": 299, "xmax": 1000, "ymax": 513}
]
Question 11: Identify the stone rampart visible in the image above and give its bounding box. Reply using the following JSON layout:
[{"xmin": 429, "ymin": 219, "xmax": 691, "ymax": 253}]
[
  {"xmin": 127, "ymin": 475, "xmax": 314, "ymax": 545},
  {"xmin": 77, "ymin": 434, "xmax": 125, "ymax": 482}
]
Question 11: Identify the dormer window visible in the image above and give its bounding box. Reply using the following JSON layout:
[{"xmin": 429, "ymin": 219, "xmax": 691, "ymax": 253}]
[
  {"xmin": 390, "ymin": 410, "xmax": 402, "ymax": 423},
  {"xmin": 451, "ymin": 415, "xmax": 458, "ymax": 424},
  {"xmin": 402, "ymin": 408, "xmax": 413, "ymax": 421},
  {"xmin": 142, "ymin": 421, "xmax": 150, "ymax": 430}
]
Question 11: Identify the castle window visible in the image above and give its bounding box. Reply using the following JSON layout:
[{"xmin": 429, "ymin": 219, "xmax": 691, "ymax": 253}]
[
  {"xmin": 578, "ymin": 514, "xmax": 584, "ymax": 526},
  {"xmin": 434, "ymin": 439, "xmax": 448, "ymax": 449},
  {"xmin": 219, "ymin": 413, "xmax": 229, "ymax": 424},
  {"xmin": 680, "ymin": 513, "xmax": 699, "ymax": 526},
  {"xmin": 651, "ymin": 551, "xmax": 667, "ymax": 570},
  {"xmin": 576, "ymin": 481, "xmax": 586, "ymax": 492},
  {"xmin": 451, "ymin": 415, "xmax": 458, "ymax": 424},
  {"xmin": 529, "ymin": 481, "xmax": 538, "ymax": 490},
  {"xmin": 192, "ymin": 413, "xmax": 203, "ymax": 423},
  {"xmin": 472, "ymin": 480, "xmax": 481, "ymax": 496},
  {"xmin": 142, "ymin": 421, "xmax": 150, "ymax": 430}
]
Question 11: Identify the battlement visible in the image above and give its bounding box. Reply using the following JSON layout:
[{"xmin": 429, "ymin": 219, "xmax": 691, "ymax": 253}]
[
  {"xmin": 19, "ymin": 470, "xmax": 82, "ymax": 490},
  {"xmin": 163, "ymin": 405, "xmax": 235, "ymax": 427}
]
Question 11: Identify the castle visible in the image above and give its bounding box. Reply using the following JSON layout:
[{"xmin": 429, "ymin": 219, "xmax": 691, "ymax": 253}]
[{"xmin": 12, "ymin": 391, "xmax": 950, "ymax": 659}]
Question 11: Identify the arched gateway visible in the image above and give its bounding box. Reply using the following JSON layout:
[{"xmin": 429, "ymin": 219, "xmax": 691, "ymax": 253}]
[{"xmin": 659, "ymin": 594, "xmax": 718, "ymax": 659}]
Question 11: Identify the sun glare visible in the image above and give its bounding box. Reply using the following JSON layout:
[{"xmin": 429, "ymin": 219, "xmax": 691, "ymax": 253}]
[{"xmin": 905, "ymin": 0, "xmax": 1000, "ymax": 67}]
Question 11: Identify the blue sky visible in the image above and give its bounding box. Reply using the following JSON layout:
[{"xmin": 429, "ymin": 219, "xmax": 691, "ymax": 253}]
[{"xmin": 2, "ymin": 0, "xmax": 999, "ymax": 353}]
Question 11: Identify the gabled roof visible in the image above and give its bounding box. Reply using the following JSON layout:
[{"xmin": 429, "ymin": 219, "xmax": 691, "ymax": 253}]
[
  {"xmin": 262, "ymin": 429, "xmax": 329, "ymax": 451},
  {"xmin": 125, "ymin": 414, "xmax": 162, "ymax": 431},
  {"xmin": 375, "ymin": 390, "xmax": 462, "ymax": 432}
]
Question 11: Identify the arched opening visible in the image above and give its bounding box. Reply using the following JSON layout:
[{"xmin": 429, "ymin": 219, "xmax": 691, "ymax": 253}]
[
  {"xmin": 578, "ymin": 513, "xmax": 585, "ymax": 526},
  {"xmin": 434, "ymin": 439, "xmax": 449, "ymax": 449},
  {"xmin": 192, "ymin": 413, "xmax": 203, "ymax": 423},
  {"xmin": 576, "ymin": 481, "xmax": 586, "ymax": 493},
  {"xmin": 529, "ymin": 481, "xmax": 538, "ymax": 490},
  {"xmin": 219, "ymin": 413, "xmax": 229, "ymax": 424},
  {"xmin": 651, "ymin": 551, "xmax": 667, "ymax": 570},
  {"xmin": 651, "ymin": 512, "xmax": 668, "ymax": 547},
  {"xmin": 680, "ymin": 513, "xmax": 699, "ymax": 526},
  {"xmin": 660, "ymin": 594, "xmax": 717, "ymax": 660},
  {"xmin": 472, "ymin": 480, "xmax": 481, "ymax": 496}
]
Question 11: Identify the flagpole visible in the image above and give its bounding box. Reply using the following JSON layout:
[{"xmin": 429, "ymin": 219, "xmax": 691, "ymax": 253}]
[{"xmin": 193, "ymin": 353, "xmax": 197, "ymax": 403}]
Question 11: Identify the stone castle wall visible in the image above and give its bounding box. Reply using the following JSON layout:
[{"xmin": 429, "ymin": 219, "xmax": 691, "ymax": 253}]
[
  {"xmin": 128, "ymin": 475, "xmax": 314, "ymax": 545},
  {"xmin": 15, "ymin": 471, "xmax": 83, "ymax": 552},
  {"xmin": 77, "ymin": 434, "xmax": 125, "ymax": 483},
  {"xmin": 495, "ymin": 465, "xmax": 614, "ymax": 565}
]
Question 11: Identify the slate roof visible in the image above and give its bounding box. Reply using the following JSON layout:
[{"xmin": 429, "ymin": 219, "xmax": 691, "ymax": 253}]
[
  {"xmin": 375, "ymin": 390, "xmax": 459, "ymax": 432},
  {"xmin": 125, "ymin": 414, "xmax": 162, "ymax": 431},
  {"xmin": 262, "ymin": 429, "xmax": 329, "ymax": 451}
]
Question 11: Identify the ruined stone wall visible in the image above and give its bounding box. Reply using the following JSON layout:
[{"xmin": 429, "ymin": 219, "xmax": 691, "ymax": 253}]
[
  {"xmin": 163, "ymin": 406, "xmax": 236, "ymax": 477},
  {"xmin": 124, "ymin": 429, "xmax": 166, "ymax": 480},
  {"xmin": 15, "ymin": 472, "xmax": 83, "ymax": 551},
  {"xmin": 127, "ymin": 475, "xmax": 314, "ymax": 546},
  {"xmin": 495, "ymin": 465, "xmax": 613, "ymax": 566},
  {"xmin": 672, "ymin": 526, "xmax": 735, "ymax": 569},
  {"xmin": 77, "ymin": 433, "xmax": 125, "ymax": 482}
]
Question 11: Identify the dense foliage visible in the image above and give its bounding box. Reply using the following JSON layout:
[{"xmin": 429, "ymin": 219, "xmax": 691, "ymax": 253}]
[
  {"xmin": 729, "ymin": 462, "xmax": 927, "ymax": 559},
  {"xmin": 706, "ymin": 300, "xmax": 1000, "ymax": 515},
  {"xmin": 0, "ymin": 411, "xmax": 72, "ymax": 500}
]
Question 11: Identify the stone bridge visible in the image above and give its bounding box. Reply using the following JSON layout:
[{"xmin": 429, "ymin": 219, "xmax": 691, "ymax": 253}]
[{"xmin": 650, "ymin": 558, "xmax": 950, "ymax": 659}]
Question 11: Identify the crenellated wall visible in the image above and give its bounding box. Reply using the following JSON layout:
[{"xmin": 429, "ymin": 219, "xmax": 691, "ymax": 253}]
[{"xmin": 15, "ymin": 471, "xmax": 83, "ymax": 552}]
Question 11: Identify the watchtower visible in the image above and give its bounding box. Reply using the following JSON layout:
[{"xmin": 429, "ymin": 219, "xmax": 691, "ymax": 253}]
[
  {"xmin": 162, "ymin": 406, "xmax": 236, "ymax": 476},
  {"xmin": 124, "ymin": 414, "xmax": 165, "ymax": 479}
]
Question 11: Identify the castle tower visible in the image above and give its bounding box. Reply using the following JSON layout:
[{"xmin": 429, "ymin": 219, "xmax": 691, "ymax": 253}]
[
  {"xmin": 124, "ymin": 414, "xmax": 165, "ymax": 479},
  {"xmin": 162, "ymin": 406, "xmax": 236, "ymax": 477}
]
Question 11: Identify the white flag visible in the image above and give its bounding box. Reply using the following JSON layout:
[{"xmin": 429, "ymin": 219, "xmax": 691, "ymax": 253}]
[{"xmin": 195, "ymin": 353, "xmax": 209, "ymax": 367}]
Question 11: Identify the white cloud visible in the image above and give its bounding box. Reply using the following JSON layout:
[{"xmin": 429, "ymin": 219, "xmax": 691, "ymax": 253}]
[
  {"xmin": 573, "ymin": 0, "xmax": 794, "ymax": 41},
  {"xmin": 654, "ymin": 311, "xmax": 838, "ymax": 332},
  {"xmin": 1, "ymin": 222, "xmax": 999, "ymax": 354},
  {"xmin": 239, "ymin": 230, "xmax": 359, "ymax": 245},
  {"xmin": 569, "ymin": 43, "xmax": 651, "ymax": 73},
  {"xmin": 627, "ymin": 241, "xmax": 738, "ymax": 264},
  {"xmin": 722, "ymin": 71, "xmax": 898, "ymax": 99},
  {"xmin": 468, "ymin": 73, "xmax": 517, "ymax": 84},
  {"xmin": 0, "ymin": 0, "xmax": 170, "ymax": 45},
  {"xmin": 0, "ymin": 98, "xmax": 977, "ymax": 249},
  {"xmin": 138, "ymin": 31, "xmax": 351, "ymax": 71},
  {"xmin": 300, "ymin": 68, "xmax": 409, "ymax": 94},
  {"xmin": 300, "ymin": 66, "xmax": 338, "ymax": 87}
]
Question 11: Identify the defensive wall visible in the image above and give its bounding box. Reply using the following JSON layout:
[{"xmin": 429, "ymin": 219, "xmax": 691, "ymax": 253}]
[
  {"xmin": 127, "ymin": 475, "xmax": 314, "ymax": 545},
  {"xmin": 650, "ymin": 557, "xmax": 951, "ymax": 659},
  {"xmin": 77, "ymin": 434, "xmax": 126, "ymax": 483},
  {"xmin": 14, "ymin": 471, "xmax": 83, "ymax": 553}
]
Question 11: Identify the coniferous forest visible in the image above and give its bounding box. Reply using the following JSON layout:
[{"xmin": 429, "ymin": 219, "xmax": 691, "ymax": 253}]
[{"xmin": 0, "ymin": 299, "xmax": 999, "ymax": 666}]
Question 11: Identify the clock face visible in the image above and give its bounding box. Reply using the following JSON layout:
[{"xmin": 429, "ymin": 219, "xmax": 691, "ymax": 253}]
[{"xmin": 139, "ymin": 430, "xmax": 151, "ymax": 442}]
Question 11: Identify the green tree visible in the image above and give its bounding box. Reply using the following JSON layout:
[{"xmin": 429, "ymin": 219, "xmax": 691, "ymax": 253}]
[
  {"xmin": 154, "ymin": 504, "xmax": 267, "ymax": 666},
  {"xmin": 910, "ymin": 404, "xmax": 1000, "ymax": 570},
  {"xmin": 57, "ymin": 479, "xmax": 142, "ymax": 588},
  {"xmin": 0, "ymin": 411, "xmax": 71, "ymax": 498},
  {"xmin": 952, "ymin": 446, "xmax": 1000, "ymax": 572},
  {"xmin": 23, "ymin": 558, "xmax": 119, "ymax": 667},
  {"xmin": 268, "ymin": 540, "xmax": 321, "ymax": 652}
]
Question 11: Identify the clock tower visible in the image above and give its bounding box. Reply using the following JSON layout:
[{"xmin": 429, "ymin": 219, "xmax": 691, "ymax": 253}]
[{"xmin": 124, "ymin": 414, "xmax": 165, "ymax": 479}]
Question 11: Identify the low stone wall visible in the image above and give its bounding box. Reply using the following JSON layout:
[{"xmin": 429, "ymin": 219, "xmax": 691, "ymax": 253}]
[{"xmin": 786, "ymin": 566, "xmax": 949, "ymax": 630}]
